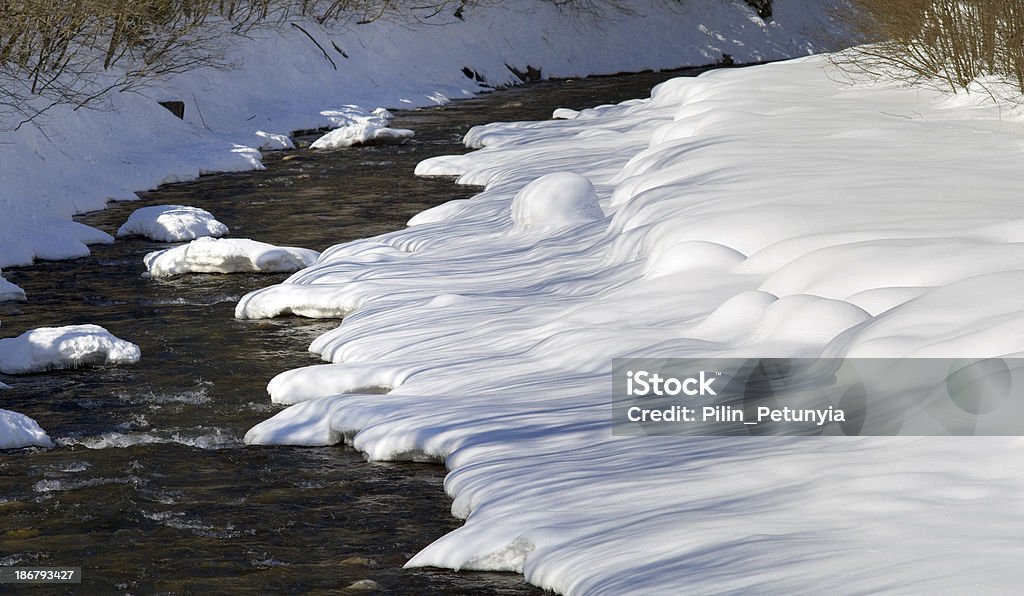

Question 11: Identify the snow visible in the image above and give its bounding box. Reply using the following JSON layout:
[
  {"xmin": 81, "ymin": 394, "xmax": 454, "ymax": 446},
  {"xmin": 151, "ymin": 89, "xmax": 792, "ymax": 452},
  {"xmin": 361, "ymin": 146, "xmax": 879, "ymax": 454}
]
[
  {"xmin": 254, "ymin": 130, "xmax": 295, "ymax": 151},
  {"xmin": 509, "ymin": 172, "xmax": 604, "ymax": 232},
  {"xmin": 240, "ymin": 54, "xmax": 1024, "ymax": 593},
  {"xmin": 310, "ymin": 106, "xmax": 414, "ymax": 149},
  {"xmin": 0, "ymin": 324, "xmax": 140, "ymax": 374},
  {"xmin": 0, "ymin": 0, "xmax": 845, "ymax": 274},
  {"xmin": 0, "ymin": 409, "xmax": 53, "ymax": 449},
  {"xmin": 144, "ymin": 237, "xmax": 320, "ymax": 277},
  {"xmin": 0, "ymin": 270, "xmax": 25, "ymax": 301},
  {"xmin": 117, "ymin": 205, "xmax": 229, "ymax": 242}
]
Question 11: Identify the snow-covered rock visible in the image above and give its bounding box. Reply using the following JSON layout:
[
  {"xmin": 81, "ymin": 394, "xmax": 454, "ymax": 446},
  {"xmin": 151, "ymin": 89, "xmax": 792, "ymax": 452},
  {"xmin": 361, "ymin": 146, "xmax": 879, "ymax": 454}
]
[
  {"xmin": 117, "ymin": 205, "xmax": 229, "ymax": 242},
  {"xmin": 0, "ymin": 270, "xmax": 26, "ymax": 302},
  {"xmin": 144, "ymin": 237, "xmax": 319, "ymax": 277},
  {"xmin": 0, "ymin": 409, "xmax": 53, "ymax": 449},
  {"xmin": 311, "ymin": 106, "xmax": 414, "ymax": 149},
  {"xmin": 255, "ymin": 130, "xmax": 295, "ymax": 151},
  {"xmin": 0, "ymin": 324, "xmax": 141, "ymax": 374}
]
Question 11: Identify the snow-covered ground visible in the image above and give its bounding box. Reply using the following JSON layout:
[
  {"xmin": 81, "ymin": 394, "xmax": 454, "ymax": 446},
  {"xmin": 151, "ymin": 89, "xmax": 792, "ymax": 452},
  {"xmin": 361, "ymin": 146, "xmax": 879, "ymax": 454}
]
[{"xmin": 241, "ymin": 55, "xmax": 1024, "ymax": 593}]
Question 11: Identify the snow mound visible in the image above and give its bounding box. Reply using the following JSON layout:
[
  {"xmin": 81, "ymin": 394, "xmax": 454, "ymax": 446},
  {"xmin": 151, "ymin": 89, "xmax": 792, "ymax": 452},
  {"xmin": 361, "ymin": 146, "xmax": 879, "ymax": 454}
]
[
  {"xmin": 644, "ymin": 240, "xmax": 746, "ymax": 279},
  {"xmin": 117, "ymin": 205, "xmax": 229, "ymax": 242},
  {"xmin": 311, "ymin": 106, "xmax": 414, "ymax": 149},
  {"xmin": 1, "ymin": 271, "xmax": 25, "ymax": 302},
  {"xmin": 0, "ymin": 409, "xmax": 53, "ymax": 449},
  {"xmin": 0, "ymin": 324, "xmax": 141, "ymax": 374},
  {"xmin": 254, "ymin": 130, "xmax": 294, "ymax": 151},
  {"xmin": 687, "ymin": 290, "xmax": 779, "ymax": 344},
  {"xmin": 144, "ymin": 237, "xmax": 319, "ymax": 277},
  {"xmin": 510, "ymin": 172, "xmax": 604, "ymax": 232},
  {"xmin": 267, "ymin": 362, "xmax": 400, "ymax": 404},
  {"xmin": 743, "ymin": 294, "xmax": 872, "ymax": 349}
]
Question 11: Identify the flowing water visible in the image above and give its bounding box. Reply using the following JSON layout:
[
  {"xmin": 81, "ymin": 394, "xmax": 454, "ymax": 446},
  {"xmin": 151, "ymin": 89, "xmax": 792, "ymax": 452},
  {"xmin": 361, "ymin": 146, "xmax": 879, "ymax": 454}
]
[{"xmin": 0, "ymin": 66, "xmax": 711, "ymax": 594}]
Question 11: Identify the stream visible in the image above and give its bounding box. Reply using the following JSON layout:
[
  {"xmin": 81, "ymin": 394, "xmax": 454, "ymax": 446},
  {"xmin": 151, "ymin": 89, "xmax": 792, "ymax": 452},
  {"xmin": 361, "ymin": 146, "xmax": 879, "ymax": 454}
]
[{"xmin": 0, "ymin": 66, "xmax": 711, "ymax": 594}]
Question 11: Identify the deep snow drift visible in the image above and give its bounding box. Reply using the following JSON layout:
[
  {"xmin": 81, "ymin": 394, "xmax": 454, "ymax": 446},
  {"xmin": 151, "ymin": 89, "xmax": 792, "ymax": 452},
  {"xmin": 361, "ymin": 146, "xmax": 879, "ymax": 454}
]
[{"xmin": 240, "ymin": 55, "xmax": 1024, "ymax": 593}]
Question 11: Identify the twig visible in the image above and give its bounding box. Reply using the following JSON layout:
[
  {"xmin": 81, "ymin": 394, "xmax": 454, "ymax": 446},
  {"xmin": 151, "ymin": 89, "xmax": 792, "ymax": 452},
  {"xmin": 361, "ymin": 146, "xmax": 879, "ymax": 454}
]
[
  {"xmin": 290, "ymin": 23, "xmax": 337, "ymax": 71},
  {"xmin": 192, "ymin": 92, "xmax": 210, "ymax": 130}
]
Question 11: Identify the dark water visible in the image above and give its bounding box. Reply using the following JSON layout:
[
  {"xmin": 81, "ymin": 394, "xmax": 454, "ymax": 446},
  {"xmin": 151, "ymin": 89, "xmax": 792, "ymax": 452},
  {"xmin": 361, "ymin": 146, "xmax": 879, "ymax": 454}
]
[{"xmin": 0, "ymin": 66, "xmax": 710, "ymax": 594}]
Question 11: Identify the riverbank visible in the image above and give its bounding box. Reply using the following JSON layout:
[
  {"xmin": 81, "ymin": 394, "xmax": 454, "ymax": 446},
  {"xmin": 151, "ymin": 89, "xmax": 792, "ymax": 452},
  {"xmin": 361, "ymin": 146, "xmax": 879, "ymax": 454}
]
[
  {"xmin": 1, "ymin": 74, "xmax": 691, "ymax": 591},
  {"xmin": 0, "ymin": 0, "xmax": 844, "ymax": 280},
  {"xmin": 0, "ymin": 0, "xmax": 847, "ymax": 451},
  {"xmin": 243, "ymin": 54, "xmax": 1024, "ymax": 593}
]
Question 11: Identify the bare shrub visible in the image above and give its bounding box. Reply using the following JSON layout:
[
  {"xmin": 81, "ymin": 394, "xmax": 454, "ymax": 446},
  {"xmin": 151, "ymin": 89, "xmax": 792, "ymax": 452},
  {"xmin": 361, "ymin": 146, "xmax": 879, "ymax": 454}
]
[
  {"xmin": 0, "ymin": 0, "xmax": 688, "ymax": 127},
  {"xmin": 0, "ymin": 1, "xmax": 447, "ymax": 125},
  {"xmin": 0, "ymin": 0, "xmax": 240, "ymax": 125},
  {"xmin": 833, "ymin": 0, "xmax": 1024, "ymax": 95}
]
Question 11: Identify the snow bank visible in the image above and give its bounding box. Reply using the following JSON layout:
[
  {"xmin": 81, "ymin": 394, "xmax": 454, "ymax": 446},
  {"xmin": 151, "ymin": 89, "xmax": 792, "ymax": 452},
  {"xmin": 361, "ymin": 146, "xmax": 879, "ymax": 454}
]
[
  {"xmin": 310, "ymin": 106, "xmax": 414, "ymax": 149},
  {"xmin": 241, "ymin": 55, "xmax": 1024, "ymax": 593},
  {"xmin": 0, "ymin": 409, "xmax": 53, "ymax": 449},
  {"xmin": 0, "ymin": 0, "xmax": 846, "ymax": 274},
  {"xmin": 117, "ymin": 205, "xmax": 229, "ymax": 242},
  {"xmin": 0, "ymin": 270, "xmax": 25, "ymax": 301},
  {"xmin": 0, "ymin": 324, "xmax": 140, "ymax": 374},
  {"xmin": 144, "ymin": 237, "xmax": 319, "ymax": 277}
]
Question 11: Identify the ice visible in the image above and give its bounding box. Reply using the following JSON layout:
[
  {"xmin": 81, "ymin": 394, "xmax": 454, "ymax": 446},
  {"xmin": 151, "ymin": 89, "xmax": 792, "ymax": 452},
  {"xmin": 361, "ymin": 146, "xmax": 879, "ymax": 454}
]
[
  {"xmin": 0, "ymin": 409, "xmax": 53, "ymax": 449},
  {"xmin": 144, "ymin": 237, "xmax": 319, "ymax": 277},
  {"xmin": 310, "ymin": 106, "xmax": 414, "ymax": 149},
  {"xmin": 241, "ymin": 55, "xmax": 1024, "ymax": 593},
  {"xmin": 0, "ymin": 324, "xmax": 141, "ymax": 374},
  {"xmin": 117, "ymin": 205, "xmax": 229, "ymax": 242},
  {"xmin": 0, "ymin": 270, "xmax": 25, "ymax": 302}
]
